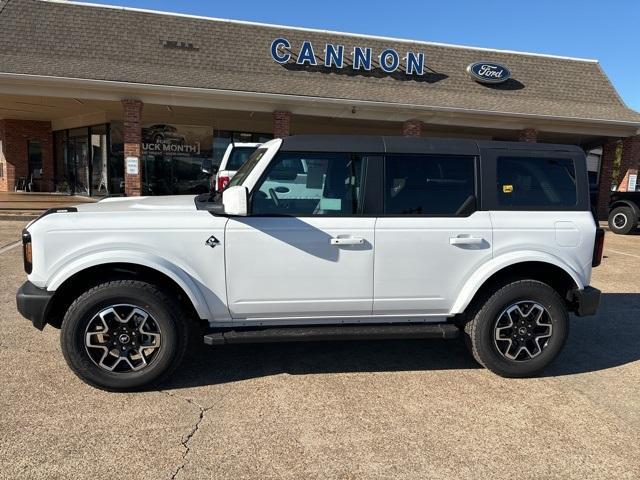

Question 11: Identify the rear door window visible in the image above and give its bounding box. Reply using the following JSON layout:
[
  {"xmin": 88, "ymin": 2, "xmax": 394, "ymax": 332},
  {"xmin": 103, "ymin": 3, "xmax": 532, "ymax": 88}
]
[
  {"xmin": 383, "ymin": 154, "xmax": 476, "ymax": 215},
  {"xmin": 496, "ymin": 156, "xmax": 577, "ymax": 207}
]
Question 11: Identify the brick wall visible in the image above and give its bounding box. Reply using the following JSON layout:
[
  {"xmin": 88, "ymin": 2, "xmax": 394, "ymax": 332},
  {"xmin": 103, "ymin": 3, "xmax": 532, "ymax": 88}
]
[
  {"xmin": 618, "ymin": 135, "xmax": 640, "ymax": 191},
  {"xmin": 402, "ymin": 119, "xmax": 423, "ymax": 137},
  {"xmin": 518, "ymin": 128, "xmax": 538, "ymax": 143},
  {"xmin": 0, "ymin": 119, "xmax": 53, "ymax": 192},
  {"xmin": 596, "ymin": 141, "xmax": 618, "ymax": 219},
  {"xmin": 122, "ymin": 99, "xmax": 143, "ymax": 196},
  {"xmin": 273, "ymin": 111, "xmax": 291, "ymax": 137}
]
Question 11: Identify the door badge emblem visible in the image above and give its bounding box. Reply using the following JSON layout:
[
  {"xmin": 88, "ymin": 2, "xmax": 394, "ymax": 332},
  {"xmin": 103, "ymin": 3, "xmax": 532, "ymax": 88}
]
[{"xmin": 205, "ymin": 235, "xmax": 220, "ymax": 248}]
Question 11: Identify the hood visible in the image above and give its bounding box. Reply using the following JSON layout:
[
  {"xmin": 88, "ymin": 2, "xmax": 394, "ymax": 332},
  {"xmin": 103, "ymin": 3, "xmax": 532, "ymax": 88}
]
[{"xmin": 74, "ymin": 195, "xmax": 198, "ymax": 213}]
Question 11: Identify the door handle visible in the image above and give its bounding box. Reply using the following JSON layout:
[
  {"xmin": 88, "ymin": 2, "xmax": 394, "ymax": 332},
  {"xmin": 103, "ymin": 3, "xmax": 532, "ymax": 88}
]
[
  {"xmin": 449, "ymin": 235, "xmax": 484, "ymax": 246},
  {"xmin": 330, "ymin": 236, "xmax": 364, "ymax": 246}
]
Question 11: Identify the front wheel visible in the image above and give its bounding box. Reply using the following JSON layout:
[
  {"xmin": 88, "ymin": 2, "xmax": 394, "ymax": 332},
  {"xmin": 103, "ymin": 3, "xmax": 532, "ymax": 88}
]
[
  {"xmin": 61, "ymin": 280, "xmax": 190, "ymax": 391},
  {"xmin": 608, "ymin": 206, "xmax": 637, "ymax": 235},
  {"xmin": 464, "ymin": 280, "xmax": 569, "ymax": 378}
]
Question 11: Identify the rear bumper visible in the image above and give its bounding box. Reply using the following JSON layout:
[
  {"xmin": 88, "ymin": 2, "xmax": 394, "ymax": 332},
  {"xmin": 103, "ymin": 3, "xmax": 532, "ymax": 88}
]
[
  {"xmin": 16, "ymin": 281, "xmax": 54, "ymax": 330},
  {"xmin": 572, "ymin": 286, "xmax": 601, "ymax": 317}
]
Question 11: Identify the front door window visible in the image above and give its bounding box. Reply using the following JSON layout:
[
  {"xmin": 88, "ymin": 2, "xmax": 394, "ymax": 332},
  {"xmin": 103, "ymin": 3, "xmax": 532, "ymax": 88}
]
[{"xmin": 251, "ymin": 152, "xmax": 364, "ymax": 216}]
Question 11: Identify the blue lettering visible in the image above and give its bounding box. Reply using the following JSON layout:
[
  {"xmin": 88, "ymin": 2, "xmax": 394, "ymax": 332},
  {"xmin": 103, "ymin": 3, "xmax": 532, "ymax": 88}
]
[
  {"xmin": 297, "ymin": 40, "xmax": 317, "ymax": 65},
  {"xmin": 406, "ymin": 51, "xmax": 424, "ymax": 76},
  {"xmin": 353, "ymin": 46, "xmax": 372, "ymax": 71},
  {"xmin": 325, "ymin": 43, "xmax": 344, "ymax": 68},
  {"xmin": 270, "ymin": 37, "xmax": 291, "ymax": 64},
  {"xmin": 379, "ymin": 48, "xmax": 399, "ymax": 73}
]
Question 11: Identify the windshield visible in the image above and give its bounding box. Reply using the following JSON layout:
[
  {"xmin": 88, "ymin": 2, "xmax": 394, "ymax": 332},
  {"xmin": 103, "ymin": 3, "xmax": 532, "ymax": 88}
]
[
  {"xmin": 227, "ymin": 148, "xmax": 267, "ymax": 188},
  {"xmin": 226, "ymin": 146, "xmax": 258, "ymax": 170}
]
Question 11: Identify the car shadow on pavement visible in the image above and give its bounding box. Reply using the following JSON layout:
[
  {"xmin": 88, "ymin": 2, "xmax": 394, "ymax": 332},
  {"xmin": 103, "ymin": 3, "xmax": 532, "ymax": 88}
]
[
  {"xmin": 161, "ymin": 293, "xmax": 640, "ymax": 389},
  {"xmin": 544, "ymin": 293, "xmax": 640, "ymax": 377}
]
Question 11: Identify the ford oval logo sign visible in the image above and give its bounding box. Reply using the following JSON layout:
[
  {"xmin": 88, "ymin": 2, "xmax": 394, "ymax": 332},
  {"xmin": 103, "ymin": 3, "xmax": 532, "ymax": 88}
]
[{"xmin": 466, "ymin": 62, "xmax": 511, "ymax": 84}]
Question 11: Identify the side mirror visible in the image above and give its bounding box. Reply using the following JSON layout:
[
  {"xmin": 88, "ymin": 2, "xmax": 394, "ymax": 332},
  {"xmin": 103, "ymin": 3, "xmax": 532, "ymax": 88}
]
[{"xmin": 222, "ymin": 185, "xmax": 248, "ymax": 216}]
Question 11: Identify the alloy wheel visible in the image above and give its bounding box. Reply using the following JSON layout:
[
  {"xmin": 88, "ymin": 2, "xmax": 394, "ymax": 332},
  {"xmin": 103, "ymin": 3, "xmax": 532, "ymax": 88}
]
[
  {"xmin": 493, "ymin": 301, "xmax": 553, "ymax": 361},
  {"xmin": 84, "ymin": 304, "xmax": 162, "ymax": 373}
]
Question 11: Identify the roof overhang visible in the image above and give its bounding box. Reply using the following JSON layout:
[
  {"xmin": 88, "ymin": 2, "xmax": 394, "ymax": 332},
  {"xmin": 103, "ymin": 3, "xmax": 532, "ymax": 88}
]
[{"xmin": 1, "ymin": 72, "xmax": 638, "ymax": 137}]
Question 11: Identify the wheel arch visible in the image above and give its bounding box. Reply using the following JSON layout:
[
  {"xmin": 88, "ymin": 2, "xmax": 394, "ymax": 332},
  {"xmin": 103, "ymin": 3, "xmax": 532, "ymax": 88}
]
[
  {"xmin": 45, "ymin": 257, "xmax": 210, "ymax": 329},
  {"xmin": 452, "ymin": 257, "xmax": 582, "ymax": 318},
  {"xmin": 609, "ymin": 200, "xmax": 640, "ymax": 219}
]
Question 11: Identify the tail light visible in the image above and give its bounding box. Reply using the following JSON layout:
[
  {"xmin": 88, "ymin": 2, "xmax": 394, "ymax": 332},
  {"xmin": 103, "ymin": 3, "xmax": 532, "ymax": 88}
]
[
  {"xmin": 217, "ymin": 175, "xmax": 230, "ymax": 191},
  {"xmin": 592, "ymin": 227, "xmax": 605, "ymax": 267},
  {"xmin": 22, "ymin": 229, "xmax": 33, "ymax": 274}
]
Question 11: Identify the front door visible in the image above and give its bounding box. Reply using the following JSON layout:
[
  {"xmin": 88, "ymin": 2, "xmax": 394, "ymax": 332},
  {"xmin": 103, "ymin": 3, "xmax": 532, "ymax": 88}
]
[
  {"xmin": 373, "ymin": 153, "xmax": 493, "ymax": 315},
  {"xmin": 225, "ymin": 151, "xmax": 374, "ymax": 320}
]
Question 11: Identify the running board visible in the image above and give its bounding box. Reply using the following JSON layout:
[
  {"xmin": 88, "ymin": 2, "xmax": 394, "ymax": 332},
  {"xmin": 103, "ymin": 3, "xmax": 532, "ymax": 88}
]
[{"xmin": 203, "ymin": 323, "xmax": 460, "ymax": 345}]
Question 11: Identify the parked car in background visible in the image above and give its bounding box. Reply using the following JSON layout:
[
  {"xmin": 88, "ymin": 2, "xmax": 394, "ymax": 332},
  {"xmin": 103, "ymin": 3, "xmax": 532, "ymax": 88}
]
[
  {"xmin": 608, "ymin": 191, "xmax": 640, "ymax": 234},
  {"xmin": 17, "ymin": 135, "xmax": 603, "ymax": 391},
  {"xmin": 213, "ymin": 142, "xmax": 261, "ymax": 191}
]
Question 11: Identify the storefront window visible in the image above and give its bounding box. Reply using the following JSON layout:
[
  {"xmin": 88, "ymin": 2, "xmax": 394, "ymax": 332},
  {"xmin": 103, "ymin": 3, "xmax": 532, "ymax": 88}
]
[
  {"xmin": 109, "ymin": 122, "xmax": 124, "ymax": 195},
  {"xmin": 141, "ymin": 124, "xmax": 214, "ymax": 195},
  {"xmin": 27, "ymin": 140, "xmax": 43, "ymax": 191},
  {"xmin": 52, "ymin": 124, "xmax": 117, "ymax": 196}
]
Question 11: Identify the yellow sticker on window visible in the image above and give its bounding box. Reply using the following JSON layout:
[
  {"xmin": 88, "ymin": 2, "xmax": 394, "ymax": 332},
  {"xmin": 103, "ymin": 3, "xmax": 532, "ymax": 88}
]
[{"xmin": 502, "ymin": 184, "xmax": 513, "ymax": 193}]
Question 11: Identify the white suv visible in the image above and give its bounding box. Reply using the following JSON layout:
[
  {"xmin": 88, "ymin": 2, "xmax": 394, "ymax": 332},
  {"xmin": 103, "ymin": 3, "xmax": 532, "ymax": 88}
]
[
  {"xmin": 213, "ymin": 142, "xmax": 261, "ymax": 191},
  {"xmin": 17, "ymin": 135, "xmax": 604, "ymax": 391}
]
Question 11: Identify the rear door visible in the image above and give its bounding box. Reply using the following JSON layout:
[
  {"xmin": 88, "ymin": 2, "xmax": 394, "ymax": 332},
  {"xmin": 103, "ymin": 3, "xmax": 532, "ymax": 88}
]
[{"xmin": 373, "ymin": 153, "xmax": 493, "ymax": 315}]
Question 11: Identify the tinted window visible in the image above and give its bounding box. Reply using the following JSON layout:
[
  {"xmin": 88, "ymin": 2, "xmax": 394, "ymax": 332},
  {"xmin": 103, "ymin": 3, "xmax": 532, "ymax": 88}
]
[
  {"xmin": 226, "ymin": 146, "xmax": 257, "ymax": 170},
  {"xmin": 252, "ymin": 152, "xmax": 364, "ymax": 216},
  {"xmin": 497, "ymin": 156, "xmax": 576, "ymax": 207},
  {"xmin": 384, "ymin": 155, "xmax": 475, "ymax": 215}
]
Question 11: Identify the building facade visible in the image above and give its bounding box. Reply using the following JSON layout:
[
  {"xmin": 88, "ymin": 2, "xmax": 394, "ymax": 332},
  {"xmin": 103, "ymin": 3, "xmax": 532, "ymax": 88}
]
[{"xmin": 0, "ymin": 0, "xmax": 639, "ymax": 218}]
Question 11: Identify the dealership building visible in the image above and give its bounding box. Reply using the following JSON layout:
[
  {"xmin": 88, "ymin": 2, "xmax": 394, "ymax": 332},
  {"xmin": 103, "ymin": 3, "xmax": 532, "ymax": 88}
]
[{"xmin": 0, "ymin": 0, "xmax": 639, "ymax": 217}]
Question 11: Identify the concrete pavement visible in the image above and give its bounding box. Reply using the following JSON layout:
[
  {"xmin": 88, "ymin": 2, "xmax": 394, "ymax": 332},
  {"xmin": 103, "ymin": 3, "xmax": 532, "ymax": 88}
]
[{"xmin": 0, "ymin": 221, "xmax": 639, "ymax": 479}]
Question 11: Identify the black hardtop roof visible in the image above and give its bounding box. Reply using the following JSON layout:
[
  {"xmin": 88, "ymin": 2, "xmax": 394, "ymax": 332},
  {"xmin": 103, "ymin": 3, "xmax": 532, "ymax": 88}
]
[{"xmin": 279, "ymin": 135, "xmax": 585, "ymax": 155}]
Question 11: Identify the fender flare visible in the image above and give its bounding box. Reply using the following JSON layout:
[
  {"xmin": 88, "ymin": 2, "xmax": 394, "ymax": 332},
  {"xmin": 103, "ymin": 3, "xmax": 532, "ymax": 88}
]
[
  {"xmin": 450, "ymin": 250, "xmax": 584, "ymax": 315},
  {"xmin": 46, "ymin": 249, "xmax": 211, "ymax": 320},
  {"xmin": 609, "ymin": 200, "xmax": 640, "ymax": 219}
]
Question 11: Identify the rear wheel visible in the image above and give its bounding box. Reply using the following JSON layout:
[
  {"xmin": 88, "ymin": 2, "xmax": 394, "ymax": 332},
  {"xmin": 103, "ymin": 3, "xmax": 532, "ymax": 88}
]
[
  {"xmin": 464, "ymin": 280, "xmax": 568, "ymax": 378},
  {"xmin": 60, "ymin": 280, "xmax": 189, "ymax": 391},
  {"xmin": 608, "ymin": 206, "xmax": 637, "ymax": 235}
]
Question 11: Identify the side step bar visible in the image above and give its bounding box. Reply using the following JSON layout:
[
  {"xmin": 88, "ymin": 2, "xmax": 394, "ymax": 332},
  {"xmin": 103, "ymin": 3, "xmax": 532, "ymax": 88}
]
[{"xmin": 204, "ymin": 323, "xmax": 460, "ymax": 345}]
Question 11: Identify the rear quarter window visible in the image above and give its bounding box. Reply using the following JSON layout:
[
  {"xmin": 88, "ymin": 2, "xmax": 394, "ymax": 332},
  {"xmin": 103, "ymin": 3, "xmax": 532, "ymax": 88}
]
[{"xmin": 496, "ymin": 156, "xmax": 577, "ymax": 208}]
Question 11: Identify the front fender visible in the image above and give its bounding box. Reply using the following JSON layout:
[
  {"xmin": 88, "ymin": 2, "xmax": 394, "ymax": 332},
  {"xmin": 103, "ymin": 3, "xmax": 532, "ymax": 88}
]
[
  {"xmin": 450, "ymin": 250, "xmax": 584, "ymax": 315},
  {"xmin": 46, "ymin": 249, "xmax": 211, "ymax": 320}
]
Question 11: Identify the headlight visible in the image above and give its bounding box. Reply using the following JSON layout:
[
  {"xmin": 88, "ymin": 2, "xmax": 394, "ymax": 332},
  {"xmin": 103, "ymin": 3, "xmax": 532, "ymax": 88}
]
[{"xmin": 22, "ymin": 230, "xmax": 32, "ymax": 274}]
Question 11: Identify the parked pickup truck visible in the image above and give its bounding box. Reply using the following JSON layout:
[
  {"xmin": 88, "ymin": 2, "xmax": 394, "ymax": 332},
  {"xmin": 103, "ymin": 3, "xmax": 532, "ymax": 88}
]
[
  {"xmin": 16, "ymin": 135, "xmax": 604, "ymax": 391},
  {"xmin": 608, "ymin": 191, "xmax": 640, "ymax": 235}
]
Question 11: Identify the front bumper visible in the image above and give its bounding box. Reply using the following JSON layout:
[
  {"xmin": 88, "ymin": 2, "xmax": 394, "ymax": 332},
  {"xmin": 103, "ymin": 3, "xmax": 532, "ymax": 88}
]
[
  {"xmin": 572, "ymin": 286, "xmax": 601, "ymax": 317},
  {"xmin": 16, "ymin": 281, "xmax": 54, "ymax": 330}
]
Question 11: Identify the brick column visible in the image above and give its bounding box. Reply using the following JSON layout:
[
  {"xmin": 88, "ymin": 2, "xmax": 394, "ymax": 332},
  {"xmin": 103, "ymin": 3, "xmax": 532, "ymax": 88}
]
[
  {"xmin": 596, "ymin": 141, "xmax": 618, "ymax": 219},
  {"xmin": 0, "ymin": 119, "xmax": 53, "ymax": 192},
  {"xmin": 402, "ymin": 119, "xmax": 423, "ymax": 137},
  {"xmin": 273, "ymin": 111, "xmax": 291, "ymax": 137},
  {"xmin": 518, "ymin": 128, "xmax": 538, "ymax": 143},
  {"xmin": 617, "ymin": 135, "xmax": 640, "ymax": 191},
  {"xmin": 122, "ymin": 99, "xmax": 143, "ymax": 196}
]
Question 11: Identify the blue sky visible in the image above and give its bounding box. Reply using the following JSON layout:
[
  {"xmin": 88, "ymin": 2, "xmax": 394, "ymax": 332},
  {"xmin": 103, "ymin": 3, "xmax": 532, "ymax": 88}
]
[{"xmin": 90, "ymin": 0, "xmax": 640, "ymax": 111}]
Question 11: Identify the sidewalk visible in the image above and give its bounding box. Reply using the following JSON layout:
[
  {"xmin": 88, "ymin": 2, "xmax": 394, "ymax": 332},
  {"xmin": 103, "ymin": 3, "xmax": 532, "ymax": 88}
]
[{"xmin": 0, "ymin": 192, "xmax": 97, "ymax": 219}]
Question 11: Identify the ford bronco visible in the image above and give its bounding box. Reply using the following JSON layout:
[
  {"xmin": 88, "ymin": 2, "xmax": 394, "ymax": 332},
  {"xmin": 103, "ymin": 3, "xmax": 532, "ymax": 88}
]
[{"xmin": 17, "ymin": 135, "xmax": 604, "ymax": 390}]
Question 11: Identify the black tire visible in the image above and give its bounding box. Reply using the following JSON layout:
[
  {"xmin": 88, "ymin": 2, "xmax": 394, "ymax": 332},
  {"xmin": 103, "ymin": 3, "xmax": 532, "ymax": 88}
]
[
  {"xmin": 464, "ymin": 280, "xmax": 569, "ymax": 378},
  {"xmin": 608, "ymin": 206, "xmax": 637, "ymax": 235},
  {"xmin": 60, "ymin": 280, "xmax": 190, "ymax": 391}
]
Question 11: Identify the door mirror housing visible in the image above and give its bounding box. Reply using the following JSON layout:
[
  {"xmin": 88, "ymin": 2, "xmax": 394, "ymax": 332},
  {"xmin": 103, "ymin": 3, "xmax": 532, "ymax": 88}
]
[{"xmin": 222, "ymin": 185, "xmax": 248, "ymax": 216}]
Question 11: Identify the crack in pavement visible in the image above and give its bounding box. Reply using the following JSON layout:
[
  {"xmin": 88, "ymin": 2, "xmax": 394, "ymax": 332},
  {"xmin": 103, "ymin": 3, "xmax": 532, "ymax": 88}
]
[{"xmin": 161, "ymin": 390, "xmax": 216, "ymax": 480}]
